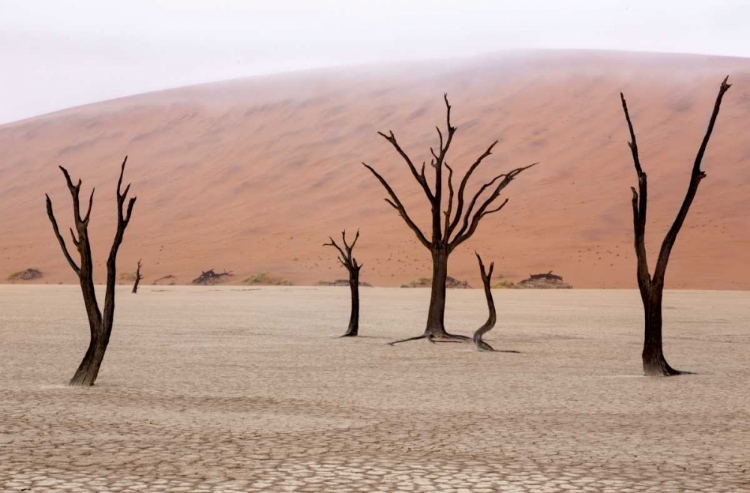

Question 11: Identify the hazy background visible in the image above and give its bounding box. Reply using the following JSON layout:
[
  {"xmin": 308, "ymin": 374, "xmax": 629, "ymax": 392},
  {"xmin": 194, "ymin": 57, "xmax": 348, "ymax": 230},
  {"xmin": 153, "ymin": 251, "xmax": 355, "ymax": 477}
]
[{"xmin": 1, "ymin": 0, "xmax": 748, "ymax": 124}]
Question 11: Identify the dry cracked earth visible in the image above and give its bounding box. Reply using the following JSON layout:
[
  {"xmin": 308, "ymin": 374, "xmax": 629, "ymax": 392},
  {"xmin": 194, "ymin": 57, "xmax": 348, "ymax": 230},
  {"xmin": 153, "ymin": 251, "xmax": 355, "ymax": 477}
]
[{"xmin": 0, "ymin": 286, "xmax": 748, "ymax": 492}]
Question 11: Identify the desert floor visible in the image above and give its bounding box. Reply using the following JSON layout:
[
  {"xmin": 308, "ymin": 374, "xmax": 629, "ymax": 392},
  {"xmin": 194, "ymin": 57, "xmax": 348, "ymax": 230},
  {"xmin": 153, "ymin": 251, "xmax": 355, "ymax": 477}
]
[{"xmin": 0, "ymin": 286, "xmax": 749, "ymax": 492}]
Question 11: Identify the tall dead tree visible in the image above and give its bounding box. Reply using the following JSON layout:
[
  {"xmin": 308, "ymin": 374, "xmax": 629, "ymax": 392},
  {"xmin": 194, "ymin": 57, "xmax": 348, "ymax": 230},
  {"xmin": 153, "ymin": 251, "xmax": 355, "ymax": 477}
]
[
  {"xmin": 46, "ymin": 157, "xmax": 137, "ymax": 386},
  {"xmin": 132, "ymin": 259, "xmax": 143, "ymax": 294},
  {"xmin": 364, "ymin": 94, "xmax": 536, "ymax": 343},
  {"xmin": 473, "ymin": 253, "xmax": 496, "ymax": 351},
  {"xmin": 324, "ymin": 230, "xmax": 363, "ymax": 337},
  {"xmin": 621, "ymin": 77, "xmax": 731, "ymax": 376}
]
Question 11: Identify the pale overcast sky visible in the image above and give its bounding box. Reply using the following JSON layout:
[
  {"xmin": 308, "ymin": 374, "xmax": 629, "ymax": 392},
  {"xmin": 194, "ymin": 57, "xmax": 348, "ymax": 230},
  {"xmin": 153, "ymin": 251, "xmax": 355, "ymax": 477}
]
[{"xmin": 1, "ymin": 0, "xmax": 748, "ymax": 123}]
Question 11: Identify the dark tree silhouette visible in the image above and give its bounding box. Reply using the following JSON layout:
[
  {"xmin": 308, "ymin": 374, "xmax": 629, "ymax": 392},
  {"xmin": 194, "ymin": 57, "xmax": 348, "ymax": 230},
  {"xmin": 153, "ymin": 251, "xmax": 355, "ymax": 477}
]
[
  {"xmin": 45, "ymin": 156, "xmax": 137, "ymax": 386},
  {"xmin": 324, "ymin": 230, "xmax": 363, "ymax": 337},
  {"xmin": 132, "ymin": 259, "xmax": 143, "ymax": 294},
  {"xmin": 365, "ymin": 94, "xmax": 536, "ymax": 344},
  {"xmin": 621, "ymin": 77, "xmax": 731, "ymax": 376},
  {"xmin": 473, "ymin": 253, "xmax": 496, "ymax": 351},
  {"xmin": 191, "ymin": 269, "xmax": 233, "ymax": 285}
]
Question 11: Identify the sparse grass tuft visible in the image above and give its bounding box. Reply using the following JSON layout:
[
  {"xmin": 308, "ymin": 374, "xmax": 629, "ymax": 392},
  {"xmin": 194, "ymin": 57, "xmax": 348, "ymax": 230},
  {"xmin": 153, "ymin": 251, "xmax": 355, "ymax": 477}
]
[
  {"xmin": 244, "ymin": 272, "xmax": 293, "ymax": 286},
  {"xmin": 492, "ymin": 279, "xmax": 517, "ymax": 289}
]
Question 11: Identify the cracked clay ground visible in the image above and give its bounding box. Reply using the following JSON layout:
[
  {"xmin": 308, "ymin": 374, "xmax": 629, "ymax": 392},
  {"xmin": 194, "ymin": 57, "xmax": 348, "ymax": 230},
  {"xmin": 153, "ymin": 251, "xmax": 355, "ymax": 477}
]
[{"xmin": 1, "ymin": 286, "xmax": 749, "ymax": 492}]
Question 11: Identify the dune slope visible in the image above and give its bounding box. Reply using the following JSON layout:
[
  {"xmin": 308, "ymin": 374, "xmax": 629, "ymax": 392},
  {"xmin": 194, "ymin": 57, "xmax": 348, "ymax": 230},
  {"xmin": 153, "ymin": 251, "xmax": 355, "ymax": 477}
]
[{"xmin": 1, "ymin": 50, "xmax": 749, "ymax": 288}]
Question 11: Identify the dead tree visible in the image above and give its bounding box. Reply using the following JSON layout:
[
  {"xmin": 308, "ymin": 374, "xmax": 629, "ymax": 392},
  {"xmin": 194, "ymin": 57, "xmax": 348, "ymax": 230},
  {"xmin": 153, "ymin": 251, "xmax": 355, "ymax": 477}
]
[
  {"xmin": 132, "ymin": 259, "xmax": 143, "ymax": 294},
  {"xmin": 191, "ymin": 269, "xmax": 233, "ymax": 285},
  {"xmin": 45, "ymin": 156, "xmax": 137, "ymax": 386},
  {"xmin": 473, "ymin": 253, "xmax": 496, "ymax": 351},
  {"xmin": 364, "ymin": 94, "xmax": 536, "ymax": 344},
  {"xmin": 528, "ymin": 271, "xmax": 562, "ymax": 282},
  {"xmin": 621, "ymin": 77, "xmax": 731, "ymax": 376},
  {"xmin": 324, "ymin": 230, "xmax": 363, "ymax": 337}
]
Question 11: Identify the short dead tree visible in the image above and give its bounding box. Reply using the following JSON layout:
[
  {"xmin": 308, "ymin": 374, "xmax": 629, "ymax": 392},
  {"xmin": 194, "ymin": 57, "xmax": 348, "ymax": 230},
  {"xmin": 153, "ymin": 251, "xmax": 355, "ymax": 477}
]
[
  {"xmin": 324, "ymin": 230, "xmax": 363, "ymax": 337},
  {"xmin": 473, "ymin": 253, "xmax": 496, "ymax": 351},
  {"xmin": 365, "ymin": 94, "xmax": 536, "ymax": 345},
  {"xmin": 132, "ymin": 259, "xmax": 143, "ymax": 294},
  {"xmin": 191, "ymin": 269, "xmax": 233, "ymax": 285},
  {"xmin": 45, "ymin": 156, "xmax": 137, "ymax": 386},
  {"xmin": 620, "ymin": 76, "xmax": 731, "ymax": 376}
]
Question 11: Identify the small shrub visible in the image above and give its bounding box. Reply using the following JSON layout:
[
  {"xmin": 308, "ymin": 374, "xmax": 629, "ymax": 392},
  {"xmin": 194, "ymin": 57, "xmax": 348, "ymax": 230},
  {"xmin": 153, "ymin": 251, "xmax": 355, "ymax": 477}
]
[
  {"xmin": 244, "ymin": 272, "xmax": 293, "ymax": 286},
  {"xmin": 401, "ymin": 276, "xmax": 469, "ymax": 289},
  {"xmin": 492, "ymin": 278, "xmax": 517, "ymax": 289},
  {"xmin": 8, "ymin": 268, "xmax": 43, "ymax": 281}
]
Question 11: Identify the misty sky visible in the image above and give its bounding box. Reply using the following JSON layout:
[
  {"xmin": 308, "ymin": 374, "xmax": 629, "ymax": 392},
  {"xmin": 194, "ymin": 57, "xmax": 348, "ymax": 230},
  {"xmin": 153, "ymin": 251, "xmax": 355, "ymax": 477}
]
[{"xmin": 1, "ymin": 0, "xmax": 748, "ymax": 123}]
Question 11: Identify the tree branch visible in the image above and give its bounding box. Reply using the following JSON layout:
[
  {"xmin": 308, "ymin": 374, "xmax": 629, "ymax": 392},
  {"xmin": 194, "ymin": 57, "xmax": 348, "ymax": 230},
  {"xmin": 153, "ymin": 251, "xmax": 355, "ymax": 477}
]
[
  {"xmin": 443, "ymin": 163, "xmax": 455, "ymax": 237},
  {"xmin": 377, "ymin": 131, "xmax": 434, "ymax": 201},
  {"xmin": 621, "ymin": 93, "xmax": 651, "ymax": 289},
  {"xmin": 451, "ymin": 163, "xmax": 537, "ymax": 250},
  {"xmin": 104, "ymin": 156, "xmax": 136, "ymax": 328},
  {"xmin": 653, "ymin": 76, "xmax": 731, "ymax": 283},
  {"xmin": 620, "ymin": 93, "xmax": 643, "ymax": 176},
  {"xmin": 69, "ymin": 227, "xmax": 80, "ymax": 247},
  {"xmin": 475, "ymin": 251, "xmax": 494, "ymax": 281},
  {"xmin": 362, "ymin": 162, "xmax": 431, "ymax": 248},
  {"xmin": 325, "ymin": 230, "xmax": 362, "ymax": 272},
  {"xmin": 481, "ymin": 198, "xmax": 509, "ymax": 218},
  {"xmin": 324, "ymin": 237, "xmax": 349, "ymax": 265},
  {"xmin": 82, "ymin": 188, "xmax": 95, "ymax": 225},
  {"xmin": 446, "ymin": 140, "xmax": 499, "ymax": 236},
  {"xmin": 45, "ymin": 194, "xmax": 81, "ymax": 275},
  {"xmin": 343, "ymin": 229, "xmax": 360, "ymax": 252},
  {"xmin": 116, "ymin": 156, "xmax": 128, "ymax": 199},
  {"xmin": 58, "ymin": 166, "xmax": 83, "ymax": 224}
]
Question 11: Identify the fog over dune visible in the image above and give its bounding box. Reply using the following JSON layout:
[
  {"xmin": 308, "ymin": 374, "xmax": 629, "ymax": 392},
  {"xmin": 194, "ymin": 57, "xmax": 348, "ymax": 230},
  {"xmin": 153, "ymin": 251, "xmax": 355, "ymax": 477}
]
[{"xmin": 2, "ymin": 0, "xmax": 750, "ymax": 123}]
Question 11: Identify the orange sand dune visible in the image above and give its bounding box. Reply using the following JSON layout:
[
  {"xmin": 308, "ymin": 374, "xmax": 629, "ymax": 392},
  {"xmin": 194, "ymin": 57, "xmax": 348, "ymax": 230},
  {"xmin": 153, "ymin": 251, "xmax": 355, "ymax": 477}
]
[{"xmin": 1, "ymin": 50, "xmax": 749, "ymax": 289}]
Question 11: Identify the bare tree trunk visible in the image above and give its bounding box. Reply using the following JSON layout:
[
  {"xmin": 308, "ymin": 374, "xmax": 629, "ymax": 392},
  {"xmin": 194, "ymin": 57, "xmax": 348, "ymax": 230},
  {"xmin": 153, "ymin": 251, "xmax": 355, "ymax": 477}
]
[
  {"xmin": 620, "ymin": 77, "xmax": 731, "ymax": 376},
  {"xmin": 473, "ymin": 253, "xmax": 496, "ymax": 351},
  {"xmin": 641, "ymin": 289, "xmax": 679, "ymax": 376},
  {"xmin": 424, "ymin": 248, "xmax": 450, "ymax": 338},
  {"xmin": 132, "ymin": 259, "xmax": 143, "ymax": 294},
  {"xmin": 343, "ymin": 268, "xmax": 360, "ymax": 337},
  {"xmin": 69, "ymin": 332, "xmax": 108, "ymax": 386},
  {"xmin": 46, "ymin": 157, "xmax": 137, "ymax": 386}
]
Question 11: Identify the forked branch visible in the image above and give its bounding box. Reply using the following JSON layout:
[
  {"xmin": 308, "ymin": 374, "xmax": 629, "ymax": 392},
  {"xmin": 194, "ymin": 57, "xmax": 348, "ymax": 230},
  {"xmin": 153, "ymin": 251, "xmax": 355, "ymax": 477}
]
[
  {"xmin": 377, "ymin": 131, "xmax": 434, "ymax": 201},
  {"xmin": 621, "ymin": 93, "xmax": 651, "ymax": 289},
  {"xmin": 362, "ymin": 162, "xmax": 431, "ymax": 248},
  {"xmin": 450, "ymin": 163, "xmax": 537, "ymax": 251},
  {"xmin": 473, "ymin": 252, "xmax": 497, "ymax": 351},
  {"xmin": 653, "ymin": 76, "xmax": 731, "ymax": 282},
  {"xmin": 324, "ymin": 230, "xmax": 362, "ymax": 271},
  {"xmin": 364, "ymin": 94, "xmax": 536, "ymax": 252},
  {"xmin": 45, "ymin": 194, "xmax": 81, "ymax": 275},
  {"xmin": 622, "ymin": 77, "xmax": 731, "ymax": 286}
]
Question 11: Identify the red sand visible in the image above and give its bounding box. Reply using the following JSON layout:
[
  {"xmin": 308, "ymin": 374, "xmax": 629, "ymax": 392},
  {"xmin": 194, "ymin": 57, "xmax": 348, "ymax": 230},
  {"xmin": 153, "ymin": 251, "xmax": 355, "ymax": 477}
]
[{"xmin": 1, "ymin": 50, "xmax": 749, "ymax": 288}]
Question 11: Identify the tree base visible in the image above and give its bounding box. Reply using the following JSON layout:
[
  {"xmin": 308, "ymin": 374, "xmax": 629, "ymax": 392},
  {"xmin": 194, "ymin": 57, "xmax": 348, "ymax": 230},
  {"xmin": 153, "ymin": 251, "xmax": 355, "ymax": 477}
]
[
  {"xmin": 69, "ymin": 371, "xmax": 97, "ymax": 387},
  {"xmin": 424, "ymin": 326, "xmax": 470, "ymax": 341},
  {"xmin": 474, "ymin": 339, "xmax": 494, "ymax": 351},
  {"xmin": 388, "ymin": 331, "xmax": 469, "ymax": 346},
  {"xmin": 68, "ymin": 351, "xmax": 103, "ymax": 386},
  {"xmin": 643, "ymin": 355, "xmax": 682, "ymax": 376}
]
